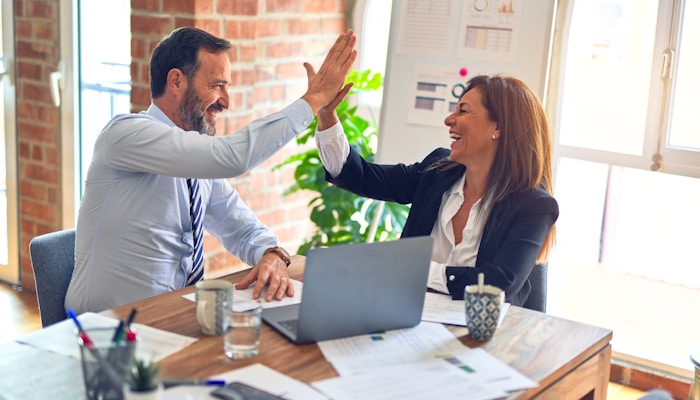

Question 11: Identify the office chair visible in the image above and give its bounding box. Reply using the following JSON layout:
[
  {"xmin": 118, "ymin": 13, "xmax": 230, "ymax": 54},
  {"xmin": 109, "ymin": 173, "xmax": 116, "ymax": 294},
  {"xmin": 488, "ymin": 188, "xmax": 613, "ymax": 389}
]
[
  {"xmin": 29, "ymin": 228, "xmax": 76, "ymax": 327},
  {"xmin": 638, "ymin": 389, "xmax": 672, "ymax": 400},
  {"xmin": 522, "ymin": 263, "xmax": 548, "ymax": 313}
]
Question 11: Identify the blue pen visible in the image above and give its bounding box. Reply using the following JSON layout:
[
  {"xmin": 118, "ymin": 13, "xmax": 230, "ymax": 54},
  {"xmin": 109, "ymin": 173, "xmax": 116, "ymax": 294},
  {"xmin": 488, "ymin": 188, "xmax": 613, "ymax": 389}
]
[
  {"xmin": 162, "ymin": 379, "xmax": 226, "ymax": 388},
  {"xmin": 67, "ymin": 309, "xmax": 85, "ymax": 333}
]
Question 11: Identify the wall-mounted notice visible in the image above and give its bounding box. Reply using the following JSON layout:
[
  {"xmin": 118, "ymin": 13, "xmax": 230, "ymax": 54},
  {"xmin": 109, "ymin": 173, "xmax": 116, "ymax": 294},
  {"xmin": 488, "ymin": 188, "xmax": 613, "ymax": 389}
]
[
  {"xmin": 459, "ymin": 0, "xmax": 523, "ymax": 62},
  {"xmin": 377, "ymin": 0, "xmax": 555, "ymax": 164},
  {"xmin": 408, "ymin": 65, "xmax": 487, "ymax": 129}
]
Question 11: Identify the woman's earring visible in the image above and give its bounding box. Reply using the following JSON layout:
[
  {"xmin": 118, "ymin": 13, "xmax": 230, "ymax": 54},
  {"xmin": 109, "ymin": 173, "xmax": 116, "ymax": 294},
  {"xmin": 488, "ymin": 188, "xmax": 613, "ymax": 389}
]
[{"xmin": 492, "ymin": 134, "xmax": 497, "ymax": 140}]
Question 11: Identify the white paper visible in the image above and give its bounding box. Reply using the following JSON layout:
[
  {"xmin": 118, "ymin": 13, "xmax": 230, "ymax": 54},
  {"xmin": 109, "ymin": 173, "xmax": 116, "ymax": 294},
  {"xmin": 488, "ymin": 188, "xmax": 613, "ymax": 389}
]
[
  {"xmin": 16, "ymin": 312, "xmax": 196, "ymax": 362},
  {"xmin": 183, "ymin": 279, "xmax": 303, "ymax": 311},
  {"xmin": 458, "ymin": 0, "xmax": 523, "ymax": 62},
  {"xmin": 317, "ymin": 321, "xmax": 468, "ymax": 376},
  {"xmin": 313, "ymin": 361, "xmax": 506, "ymax": 400},
  {"xmin": 395, "ymin": 0, "xmax": 455, "ymax": 57},
  {"xmin": 163, "ymin": 363, "xmax": 327, "ymax": 400},
  {"xmin": 422, "ymin": 292, "xmax": 468, "ymax": 325},
  {"xmin": 422, "ymin": 292, "xmax": 510, "ymax": 329},
  {"xmin": 316, "ymin": 321, "xmax": 535, "ymax": 398}
]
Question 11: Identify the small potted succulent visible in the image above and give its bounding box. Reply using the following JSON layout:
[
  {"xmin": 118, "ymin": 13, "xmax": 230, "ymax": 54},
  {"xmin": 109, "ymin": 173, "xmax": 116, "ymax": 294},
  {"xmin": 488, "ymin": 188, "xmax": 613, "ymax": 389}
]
[{"xmin": 124, "ymin": 357, "xmax": 163, "ymax": 400}]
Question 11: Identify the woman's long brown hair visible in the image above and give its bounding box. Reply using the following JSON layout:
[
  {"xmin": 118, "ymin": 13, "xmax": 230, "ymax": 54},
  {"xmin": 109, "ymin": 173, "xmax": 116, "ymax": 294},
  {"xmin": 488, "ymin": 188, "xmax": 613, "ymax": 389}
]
[{"xmin": 432, "ymin": 75, "xmax": 556, "ymax": 263}]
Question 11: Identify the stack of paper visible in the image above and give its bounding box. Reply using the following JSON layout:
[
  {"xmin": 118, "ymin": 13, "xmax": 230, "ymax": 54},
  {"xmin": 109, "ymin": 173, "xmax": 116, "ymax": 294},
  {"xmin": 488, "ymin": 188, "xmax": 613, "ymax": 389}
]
[
  {"xmin": 312, "ymin": 321, "xmax": 536, "ymax": 400},
  {"xmin": 17, "ymin": 312, "xmax": 197, "ymax": 362}
]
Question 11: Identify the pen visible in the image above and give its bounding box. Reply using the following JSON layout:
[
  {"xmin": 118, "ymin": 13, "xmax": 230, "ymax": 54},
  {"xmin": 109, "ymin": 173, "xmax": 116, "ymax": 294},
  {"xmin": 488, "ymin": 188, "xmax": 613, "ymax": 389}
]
[
  {"xmin": 125, "ymin": 308, "xmax": 138, "ymax": 329},
  {"xmin": 110, "ymin": 320, "xmax": 125, "ymax": 343},
  {"xmin": 162, "ymin": 379, "xmax": 226, "ymax": 388},
  {"xmin": 67, "ymin": 309, "xmax": 95, "ymax": 346}
]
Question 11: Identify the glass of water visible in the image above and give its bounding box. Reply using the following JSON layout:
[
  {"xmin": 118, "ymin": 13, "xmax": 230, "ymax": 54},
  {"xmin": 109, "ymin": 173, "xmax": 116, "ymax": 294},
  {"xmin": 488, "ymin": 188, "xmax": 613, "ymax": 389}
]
[{"xmin": 224, "ymin": 299, "xmax": 262, "ymax": 359}]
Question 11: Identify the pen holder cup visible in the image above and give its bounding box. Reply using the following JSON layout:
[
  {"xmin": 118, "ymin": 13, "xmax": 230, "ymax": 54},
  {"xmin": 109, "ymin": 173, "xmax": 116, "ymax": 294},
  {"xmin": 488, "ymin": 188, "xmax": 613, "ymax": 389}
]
[
  {"xmin": 79, "ymin": 327, "xmax": 135, "ymax": 400},
  {"xmin": 464, "ymin": 284, "xmax": 505, "ymax": 341}
]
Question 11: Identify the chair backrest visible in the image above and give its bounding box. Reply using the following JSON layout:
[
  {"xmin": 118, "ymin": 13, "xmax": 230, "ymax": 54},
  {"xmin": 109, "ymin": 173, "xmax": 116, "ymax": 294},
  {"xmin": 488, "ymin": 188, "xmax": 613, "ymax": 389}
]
[
  {"xmin": 522, "ymin": 263, "xmax": 548, "ymax": 313},
  {"xmin": 29, "ymin": 228, "xmax": 76, "ymax": 327}
]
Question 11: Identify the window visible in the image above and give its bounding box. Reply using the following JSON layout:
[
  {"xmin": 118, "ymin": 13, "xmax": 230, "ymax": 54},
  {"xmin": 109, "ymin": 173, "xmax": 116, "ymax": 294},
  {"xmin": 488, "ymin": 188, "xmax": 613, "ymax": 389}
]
[
  {"xmin": 548, "ymin": 0, "xmax": 700, "ymax": 374},
  {"xmin": 59, "ymin": 0, "xmax": 131, "ymax": 224},
  {"xmin": 353, "ymin": 0, "xmax": 393, "ymax": 109},
  {"xmin": 0, "ymin": 0, "xmax": 19, "ymax": 284},
  {"xmin": 78, "ymin": 1, "xmax": 131, "ymax": 198}
]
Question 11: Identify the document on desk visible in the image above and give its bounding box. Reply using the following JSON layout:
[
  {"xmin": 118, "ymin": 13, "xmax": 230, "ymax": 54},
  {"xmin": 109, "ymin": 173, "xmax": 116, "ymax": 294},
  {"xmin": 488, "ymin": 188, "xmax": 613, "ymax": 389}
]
[
  {"xmin": 422, "ymin": 292, "xmax": 510, "ymax": 327},
  {"xmin": 183, "ymin": 279, "xmax": 303, "ymax": 311},
  {"xmin": 16, "ymin": 312, "xmax": 196, "ymax": 361},
  {"xmin": 315, "ymin": 321, "xmax": 535, "ymax": 398},
  {"xmin": 313, "ymin": 361, "xmax": 506, "ymax": 400},
  {"xmin": 163, "ymin": 363, "xmax": 326, "ymax": 400}
]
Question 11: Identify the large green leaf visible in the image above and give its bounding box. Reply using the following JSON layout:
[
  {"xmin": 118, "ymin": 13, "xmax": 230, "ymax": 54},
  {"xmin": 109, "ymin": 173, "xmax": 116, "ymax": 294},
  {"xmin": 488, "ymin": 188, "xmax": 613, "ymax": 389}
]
[{"xmin": 274, "ymin": 70, "xmax": 410, "ymax": 255}]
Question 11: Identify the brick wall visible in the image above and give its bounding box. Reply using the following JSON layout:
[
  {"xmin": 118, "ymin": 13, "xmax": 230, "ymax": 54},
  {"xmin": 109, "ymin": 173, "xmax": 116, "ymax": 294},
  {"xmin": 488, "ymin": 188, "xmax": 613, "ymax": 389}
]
[
  {"xmin": 15, "ymin": 0, "xmax": 61, "ymax": 292},
  {"xmin": 16, "ymin": 0, "xmax": 349, "ymax": 290}
]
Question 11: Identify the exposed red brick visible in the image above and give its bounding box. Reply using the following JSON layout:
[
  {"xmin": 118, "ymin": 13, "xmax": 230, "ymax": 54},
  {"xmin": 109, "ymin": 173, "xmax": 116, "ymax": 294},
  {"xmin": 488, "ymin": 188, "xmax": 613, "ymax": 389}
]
[
  {"xmin": 269, "ymin": 84, "xmax": 286, "ymax": 101},
  {"xmin": 321, "ymin": 17, "xmax": 345, "ymax": 34},
  {"xmin": 130, "ymin": 86, "xmax": 151, "ymax": 112},
  {"xmin": 276, "ymin": 61, "xmax": 305, "ymax": 80},
  {"xmin": 16, "ymin": 39, "xmax": 54, "ymax": 59},
  {"xmin": 267, "ymin": 41, "xmax": 303, "ymax": 58},
  {"xmin": 18, "ymin": 122, "xmax": 54, "ymax": 142},
  {"xmin": 163, "ymin": 0, "xmax": 196, "ymax": 14},
  {"xmin": 218, "ymin": 0, "xmax": 259, "ymax": 16},
  {"xmin": 131, "ymin": 15, "xmax": 174, "ymax": 36},
  {"xmin": 287, "ymin": 18, "xmax": 320, "ymax": 35},
  {"xmin": 20, "ymin": 82, "xmax": 52, "ymax": 103},
  {"xmin": 26, "ymin": 0, "xmax": 56, "ymax": 19},
  {"xmin": 193, "ymin": 19, "xmax": 223, "ymax": 36},
  {"xmin": 258, "ymin": 208, "xmax": 286, "ymax": 226},
  {"xmin": 30, "ymin": 144, "xmax": 42, "ymax": 161},
  {"xmin": 33, "ymin": 21, "xmax": 55, "ymax": 40},
  {"xmin": 131, "ymin": 0, "xmax": 160, "ymax": 12},
  {"xmin": 131, "ymin": 38, "xmax": 146, "ymax": 60},
  {"xmin": 257, "ymin": 19, "xmax": 282, "ymax": 37},
  {"xmin": 19, "ymin": 181, "xmax": 47, "ymax": 201},
  {"xmin": 174, "ymin": 17, "xmax": 196, "ymax": 28},
  {"xmin": 302, "ymin": 0, "xmax": 336, "ymax": 13},
  {"xmin": 24, "ymin": 163, "xmax": 59, "ymax": 183},
  {"xmin": 21, "ymin": 200, "xmax": 58, "ymax": 222},
  {"xmin": 225, "ymin": 20, "xmax": 257, "ymax": 40},
  {"xmin": 14, "ymin": 20, "xmax": 32, "ymax": 38},
  {"xmin": 266, "ymin": 0, "xmax": 301, "ymax": 13}
]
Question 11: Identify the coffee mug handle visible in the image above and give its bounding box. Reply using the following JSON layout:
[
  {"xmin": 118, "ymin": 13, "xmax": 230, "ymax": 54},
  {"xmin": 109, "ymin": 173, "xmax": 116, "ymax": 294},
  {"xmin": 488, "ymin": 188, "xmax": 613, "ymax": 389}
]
[{"xmin": 196, "ymin": 300, "xmax": 213, "ymax": 331}]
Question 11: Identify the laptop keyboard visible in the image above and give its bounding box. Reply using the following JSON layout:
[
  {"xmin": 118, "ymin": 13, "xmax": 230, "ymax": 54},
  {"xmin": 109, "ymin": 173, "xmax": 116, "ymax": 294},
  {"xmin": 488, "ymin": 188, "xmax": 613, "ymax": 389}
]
[{"xmin": 279, "ymin": 319, "xmax": 298, "ymax": 335}]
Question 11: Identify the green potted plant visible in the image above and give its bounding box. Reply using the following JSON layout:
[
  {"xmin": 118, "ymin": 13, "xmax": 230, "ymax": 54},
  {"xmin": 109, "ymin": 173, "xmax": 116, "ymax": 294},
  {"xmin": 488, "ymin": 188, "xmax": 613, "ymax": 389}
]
[
  {"xmin": 124, "ymin": 357, "xmax": 163, "ymax": 400},
  {"xmin": 274, "ymin": 69, "xmax": 409, "ymax": 254}
]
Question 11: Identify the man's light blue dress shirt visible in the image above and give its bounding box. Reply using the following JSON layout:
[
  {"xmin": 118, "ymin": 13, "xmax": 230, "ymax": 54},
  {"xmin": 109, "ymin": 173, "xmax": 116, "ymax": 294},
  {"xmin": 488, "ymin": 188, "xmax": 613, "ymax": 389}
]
[{"xmin": 65, "ymin": 100, "xmax": 313, "ymax": 313}]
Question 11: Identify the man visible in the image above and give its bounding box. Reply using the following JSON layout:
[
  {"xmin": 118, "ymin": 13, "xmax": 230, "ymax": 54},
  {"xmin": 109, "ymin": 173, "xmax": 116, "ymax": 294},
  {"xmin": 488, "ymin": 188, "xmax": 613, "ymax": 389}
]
[{"xmin": 65, "ymin": 27, "xmax": 356, "ymax": 313}]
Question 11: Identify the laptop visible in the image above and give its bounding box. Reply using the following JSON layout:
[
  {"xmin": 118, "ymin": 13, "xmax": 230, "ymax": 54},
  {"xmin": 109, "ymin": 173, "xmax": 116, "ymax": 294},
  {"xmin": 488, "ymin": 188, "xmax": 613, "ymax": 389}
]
[{"xmin": 262, "ymin": 236, "xmax": 434, "ymax": 344}]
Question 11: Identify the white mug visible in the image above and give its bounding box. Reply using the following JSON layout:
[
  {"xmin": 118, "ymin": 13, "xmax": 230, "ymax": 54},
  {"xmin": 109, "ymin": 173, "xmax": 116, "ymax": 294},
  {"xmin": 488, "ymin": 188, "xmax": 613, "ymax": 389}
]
[{"xmin": 195, "ymin": 279, "xmax": 233, "ymax": 335}]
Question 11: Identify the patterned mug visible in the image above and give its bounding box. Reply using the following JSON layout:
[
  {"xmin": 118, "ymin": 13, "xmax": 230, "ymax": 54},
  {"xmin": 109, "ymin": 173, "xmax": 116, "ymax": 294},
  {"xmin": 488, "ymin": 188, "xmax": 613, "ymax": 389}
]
[
  {"xmin": 464, "ymin": 281, "xmax": 505, "ymax": 341},
  {"xmin": 195, "ymin": 279, "xmax": 233, "ymax": 335}
]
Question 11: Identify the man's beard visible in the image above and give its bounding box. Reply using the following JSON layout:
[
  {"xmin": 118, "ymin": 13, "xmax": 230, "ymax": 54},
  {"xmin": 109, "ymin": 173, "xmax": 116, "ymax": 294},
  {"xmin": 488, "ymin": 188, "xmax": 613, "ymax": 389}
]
[{"xmin": 178, "ymin": 86, "xmax": 216, "ymax": 136}]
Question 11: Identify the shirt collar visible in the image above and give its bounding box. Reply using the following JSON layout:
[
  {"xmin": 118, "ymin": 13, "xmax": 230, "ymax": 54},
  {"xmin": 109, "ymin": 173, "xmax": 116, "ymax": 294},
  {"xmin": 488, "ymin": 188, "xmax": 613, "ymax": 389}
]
[{"xmin": 144, "ymin": 103, "xmax": 177, "ymax": 127}]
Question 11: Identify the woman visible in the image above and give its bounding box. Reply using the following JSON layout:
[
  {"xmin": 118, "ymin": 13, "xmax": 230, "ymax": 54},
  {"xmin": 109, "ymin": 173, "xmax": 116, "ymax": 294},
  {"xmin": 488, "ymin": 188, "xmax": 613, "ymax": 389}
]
[{"xmin": 315, "ymin": 74, "xmax": 558, "ymax": 307}]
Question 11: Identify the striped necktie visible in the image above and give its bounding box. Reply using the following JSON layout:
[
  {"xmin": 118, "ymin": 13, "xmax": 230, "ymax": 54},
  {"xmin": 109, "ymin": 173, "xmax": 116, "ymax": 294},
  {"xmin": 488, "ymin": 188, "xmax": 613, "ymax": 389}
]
[{"xmin": 186, "ymin": 178, "xmax": 204, "ymax": 285}]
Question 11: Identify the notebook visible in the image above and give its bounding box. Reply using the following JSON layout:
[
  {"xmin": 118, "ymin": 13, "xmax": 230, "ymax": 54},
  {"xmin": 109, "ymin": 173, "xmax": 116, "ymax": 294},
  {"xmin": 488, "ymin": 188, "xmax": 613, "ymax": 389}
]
[{"xmin": 262, "ymin": 236, "xmax": 434, "ymax": 344}]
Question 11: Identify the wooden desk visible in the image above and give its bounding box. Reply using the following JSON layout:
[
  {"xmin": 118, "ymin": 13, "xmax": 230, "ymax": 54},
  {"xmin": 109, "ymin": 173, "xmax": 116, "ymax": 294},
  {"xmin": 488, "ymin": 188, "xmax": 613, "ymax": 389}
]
[{"xmin": 101, "ymin": 256, "xmax": 612, "ymax": 400}]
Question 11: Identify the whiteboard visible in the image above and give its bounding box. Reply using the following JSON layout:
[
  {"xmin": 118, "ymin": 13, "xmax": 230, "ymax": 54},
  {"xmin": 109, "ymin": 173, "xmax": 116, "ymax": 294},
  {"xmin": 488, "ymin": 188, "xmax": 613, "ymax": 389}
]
[{"xmin": 377, "ymin": 0, "xmax": 557, "ymax": 164}]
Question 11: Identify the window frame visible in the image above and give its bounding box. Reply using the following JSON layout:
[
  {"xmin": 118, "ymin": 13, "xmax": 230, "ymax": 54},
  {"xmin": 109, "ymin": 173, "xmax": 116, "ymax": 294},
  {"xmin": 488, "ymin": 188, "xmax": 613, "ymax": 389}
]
[{"xmin": 548, "ymin": 0, "xmax": 700, "ymax": 179}]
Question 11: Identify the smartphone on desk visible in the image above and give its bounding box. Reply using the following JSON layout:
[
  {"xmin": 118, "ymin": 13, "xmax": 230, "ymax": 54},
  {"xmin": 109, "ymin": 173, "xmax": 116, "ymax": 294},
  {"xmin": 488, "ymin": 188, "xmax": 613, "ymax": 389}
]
[{"xmin": 210, "ymin": 381, "xmax": 285, "ymax": 400}]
